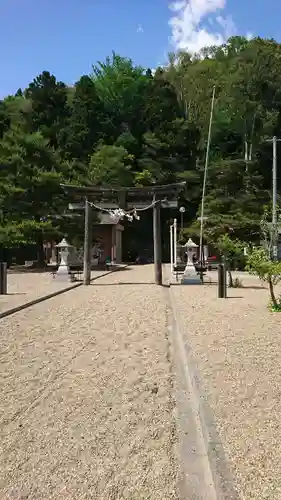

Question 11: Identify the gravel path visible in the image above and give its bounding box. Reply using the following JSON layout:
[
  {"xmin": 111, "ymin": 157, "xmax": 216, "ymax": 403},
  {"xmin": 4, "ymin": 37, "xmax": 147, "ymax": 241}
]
[
  {"xmin": 0, "ymin": 269, "xmax": 110, "ymax": 314},
  {"xmin": 0, "ymin": 265, "xmax": 178, "ymax": 500},
  {"xmin": 170, "ymin": 271, "xmax": 281, "ymax": 500}
]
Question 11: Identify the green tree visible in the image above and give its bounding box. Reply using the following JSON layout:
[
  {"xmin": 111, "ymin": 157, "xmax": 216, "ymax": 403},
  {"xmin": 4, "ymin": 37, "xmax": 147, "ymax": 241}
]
[
  {"xmin": 246, "ymin": 247, "xmax": 281, "ymax": 310},
  {"xmin": 143, "ymin": 69, "xmax": 182, "ymax": 133},
  {"xmin": 0, "ymin": 101, "xmax": 10, "ymax": 139},
  {"xmin": 88, "ymin": 144, "xmax": 134, "ymax": 186},
  {"xmin": 0, "ymin": 130, "xmax": 67, "ymax": 260},
  {"xmin": 139, "ymin": 119, "xmax": 198, "ymax": 177},
  {"xmin": 60, "ymin": 75, "xmax": 104, "ymax": 162},
  {"xmin": 23, "ymin": 71, "xmax": 69, "ymax": 148},
  {"xmin": 91, "ymin": 53, "xmax": 149, "ymax": 142},
  {"xmin": 203, "ymin": 158, "xmax": 268, "ymax": 242},
  {"xmin": 214, "ymin": 234, "xmax": 244, "ymax": 287}
]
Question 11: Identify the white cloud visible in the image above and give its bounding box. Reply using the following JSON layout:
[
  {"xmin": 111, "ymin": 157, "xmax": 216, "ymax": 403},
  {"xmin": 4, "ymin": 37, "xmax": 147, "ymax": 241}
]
[
  {"xmin": 168, "ymin": 0, "xmax": 236, "ymax": 54},
  {"xmin": 246, "ymin": 31, "xmax": 253, "ymax": 40},
  {"xmin": 216, "ymin": 14, "xmax": 236, "ymax": 39},
  {"xmin": 137, "ymin": 24, "xmax": 144, "ymax": 33}
]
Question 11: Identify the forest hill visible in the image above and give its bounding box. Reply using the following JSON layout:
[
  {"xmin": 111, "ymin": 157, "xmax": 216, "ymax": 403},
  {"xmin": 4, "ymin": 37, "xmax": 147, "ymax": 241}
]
[{"xmin": 0, "ymin": 37, "xmax": 280, "ymax": 258}]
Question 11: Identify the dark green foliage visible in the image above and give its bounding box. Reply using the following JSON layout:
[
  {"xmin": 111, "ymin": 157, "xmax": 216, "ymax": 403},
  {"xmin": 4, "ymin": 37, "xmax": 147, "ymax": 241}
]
[
  {"xmin": 0, "ymin": 130, "xmax": 67, "ymax": 247},
  {"xmin": 143, "ymin": 72, "xmax": 182, "ymax": 133},
  {"xmin": 23, "ymin": 71, "xmax": 69, "ymax": 149},
  {"xmin": 0, "ymin": 101, "xmax": 10, "ymax": 139},
  {"xmin": 59, "ymin": 75, "xmax": 104, "ymax": 162}
]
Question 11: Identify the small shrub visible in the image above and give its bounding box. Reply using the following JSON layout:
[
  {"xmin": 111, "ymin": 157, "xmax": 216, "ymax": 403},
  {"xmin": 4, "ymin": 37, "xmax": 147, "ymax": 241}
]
[
  {"xmin": 214, "ymin": 234, "xmax": 244, "ymax": 288},
  {"xmin": 269, "ymin": 300, "xmax": 281, "ymax": 312},
  {"xmin": 246, "ymin": 247, "xmax": 281, "ymax": 311}
]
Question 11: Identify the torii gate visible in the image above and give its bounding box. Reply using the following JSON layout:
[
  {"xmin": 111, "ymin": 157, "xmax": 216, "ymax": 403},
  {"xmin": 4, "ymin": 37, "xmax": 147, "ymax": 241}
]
[{"xmin": 60, "ymin": 182, "xmax": 186, "ymax": 286}]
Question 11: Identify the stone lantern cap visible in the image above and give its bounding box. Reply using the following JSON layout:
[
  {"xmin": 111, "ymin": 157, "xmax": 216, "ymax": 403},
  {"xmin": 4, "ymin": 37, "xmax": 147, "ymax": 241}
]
[
  {"xmin": 183, "ymin": 238, "xmax": 198, "ymax": 249},
  {"xmin": 56, "ymin": 238, "xmax": 73, "ymax": 248}
]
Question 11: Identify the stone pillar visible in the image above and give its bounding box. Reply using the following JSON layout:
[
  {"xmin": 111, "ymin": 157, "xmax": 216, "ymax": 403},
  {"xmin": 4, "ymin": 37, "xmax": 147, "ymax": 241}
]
[
  {"xmin": 51, "ymin": 245, "xmax": 57, "ymax": 265},
  {"xmin": 111, "ymin": 226, "xmax": 116, "ymax": 263},
  {"xmin": 115, "ymin": 227, "xmax": 123, "ymax": 264}
]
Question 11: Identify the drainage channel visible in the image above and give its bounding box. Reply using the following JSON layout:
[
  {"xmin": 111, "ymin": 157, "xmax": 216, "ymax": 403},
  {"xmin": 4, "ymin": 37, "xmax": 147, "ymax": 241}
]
[{"xmin": 163, "ymin": 281, "xmax": 240, "ymax": 500}]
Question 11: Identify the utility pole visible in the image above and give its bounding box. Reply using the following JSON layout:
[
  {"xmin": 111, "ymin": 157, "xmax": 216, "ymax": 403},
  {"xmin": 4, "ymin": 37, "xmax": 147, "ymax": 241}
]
[
  {"xmin": 266, "ymin": 136, "xmax": 281, "ymax": 260},
  {"xmin": 199, "ymin": 85, "xmax": 216, "ymax": 264}
]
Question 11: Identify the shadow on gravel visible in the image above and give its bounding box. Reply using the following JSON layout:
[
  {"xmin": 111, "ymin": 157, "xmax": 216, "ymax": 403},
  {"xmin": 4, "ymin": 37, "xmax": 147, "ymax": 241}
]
[
  {"xmin": 91, "ymin": 282, "xmax": 156, "ymax": 286},
  {"xmin": 8, "ymin": 265, "xmax": 132, "ymax": 274},
  {"xmin": 226, "ymin": 296, "xmax": 244, "ymax": 299},
  {"xmin": 205, "ymin": 282, "xmax": 265, "ymax": 290},
  {"xmin": 8, "ymin": 267, "xmax": 56, "ymax": 274},
  {"xmin": 91, "ymin": 280, "xmax": 170, "ymax": 287},
  {"xmin": 241, "ymin": 285, "xmax": 266, "ymax": 290}
]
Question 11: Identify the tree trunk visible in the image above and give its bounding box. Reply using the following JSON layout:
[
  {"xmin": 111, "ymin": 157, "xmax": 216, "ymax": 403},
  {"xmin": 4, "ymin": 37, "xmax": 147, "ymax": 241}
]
[
  {"xmin": 228, "ymin": 269, "xmax": 233, "ymax": 288},
  {"xmin": 224, "ymin": 256, "xmax": 233, "ymax": 287},
  {"xmin": 268, "ymin": 277, "xmax": 278, "ymax": 308},
  {"xmin": 33, "ymin": 233, "xmax": 46, "ymax": 268}
]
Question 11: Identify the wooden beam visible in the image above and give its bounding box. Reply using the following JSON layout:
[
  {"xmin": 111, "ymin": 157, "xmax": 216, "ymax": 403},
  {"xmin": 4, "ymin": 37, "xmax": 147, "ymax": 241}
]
[
  {"xmin": 61, "ymin": 181, "xmax": 186, "ymax": 198},
  {"xmin": 153, "ymin": 197, "xmax": 162, "ymax": 286},
  {"xmin": 83, "ymin": 200, "xmax": 92, "ymax": 285}
]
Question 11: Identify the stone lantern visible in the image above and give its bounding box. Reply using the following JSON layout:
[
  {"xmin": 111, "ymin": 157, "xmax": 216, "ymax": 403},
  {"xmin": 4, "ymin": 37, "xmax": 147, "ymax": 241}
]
[
  {"xmin": 55, "ymin": 238, "xmax": 73, "ymax": 281},
  {"xmin": 181, "ymin": 238, "xmax": 201, "ymax": 285}
]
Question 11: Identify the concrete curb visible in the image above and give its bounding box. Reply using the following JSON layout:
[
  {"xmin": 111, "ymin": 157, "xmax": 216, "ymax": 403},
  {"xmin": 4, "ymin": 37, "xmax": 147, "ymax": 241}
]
[
  {"xmin": 0, "ymin": 266, "xmax": 128, "ymax": 320},
  {"xmin": 164, "ymin": 283, "xmax": 240, "ymax": 500}
]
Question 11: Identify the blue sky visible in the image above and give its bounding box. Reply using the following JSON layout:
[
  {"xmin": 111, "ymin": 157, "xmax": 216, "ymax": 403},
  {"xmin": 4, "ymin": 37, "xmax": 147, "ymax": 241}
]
[{"xmin": 0, "ymin": 0, "xmax": 280, "ymax": 98}]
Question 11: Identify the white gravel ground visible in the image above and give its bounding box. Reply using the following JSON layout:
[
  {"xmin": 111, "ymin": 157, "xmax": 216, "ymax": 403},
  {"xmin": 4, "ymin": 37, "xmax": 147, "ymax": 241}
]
[
  {"xmin": 0, "ymin": 269, "xmax": 109, "ymax": 314},
  {"xmin": 170, "ymin": 270, "xmax": 281, "ymax": 500},
  {"xmin": 3, "ymin": 264, "xmax": 280, "ymax": 500},
  {"xmin": 0, "ymin": 265, "xmax": 178, "ymax": 500}
]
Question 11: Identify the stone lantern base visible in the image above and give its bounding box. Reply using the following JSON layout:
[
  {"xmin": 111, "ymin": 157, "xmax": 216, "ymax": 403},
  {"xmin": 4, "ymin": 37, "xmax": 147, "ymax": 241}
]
[
  {"xmin": 56, "ymin": 265, "xmax": 72, "ymax": 282},
  {"xmin": 181, "ymin": 263, "xmax": 201, "ymax": 285},
  {"xmin": 180, "ymin": 237, "xmax": 202, "ymax": 285}
]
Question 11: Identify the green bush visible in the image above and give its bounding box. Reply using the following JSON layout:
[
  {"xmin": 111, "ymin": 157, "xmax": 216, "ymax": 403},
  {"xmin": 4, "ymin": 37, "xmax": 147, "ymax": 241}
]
[{"xmin": 246, "ymin": 247, "xmax": 281, "ymax": 311}]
